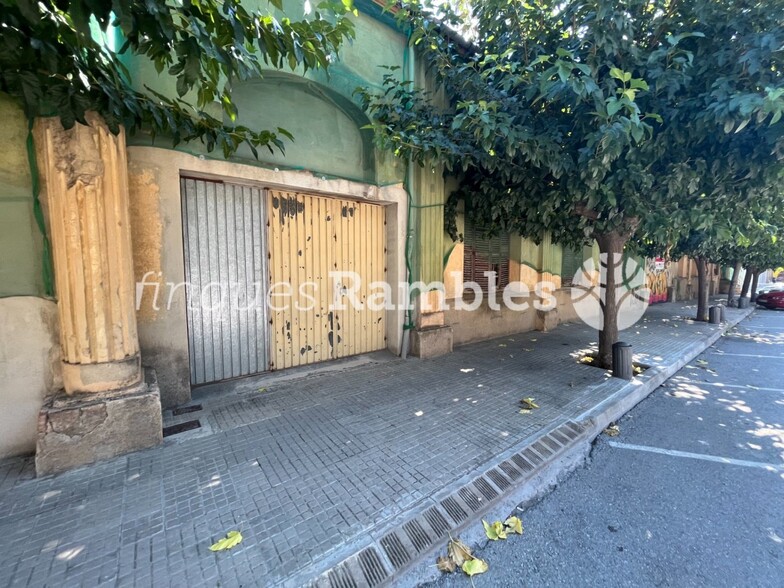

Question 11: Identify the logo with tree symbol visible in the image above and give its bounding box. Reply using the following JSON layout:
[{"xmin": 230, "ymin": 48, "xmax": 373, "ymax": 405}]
[{"xmin": 571, "ymin": 253, "xmax": 651, "ymax": 331}]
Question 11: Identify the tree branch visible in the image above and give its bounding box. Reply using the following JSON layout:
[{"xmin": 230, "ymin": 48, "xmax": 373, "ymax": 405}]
[{"xmin": 574, "ymin": 202, "xmax": 600, "ymax": 220}]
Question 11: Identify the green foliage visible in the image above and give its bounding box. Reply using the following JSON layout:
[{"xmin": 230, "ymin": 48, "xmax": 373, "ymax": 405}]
[
  {"xmin": 0, "ymin": 0, "xmax": 356, "ymax": 155},
  {"xmin": 360, "ymin": 0, "xmax": 784, "ymax": 363},
  {"xmin": 646, "ymin": 199, "xmax": 784, "ymax": 274},
  {"xmin": 358, "ymin": 0, "xmax": 784, "ymax": 249}
]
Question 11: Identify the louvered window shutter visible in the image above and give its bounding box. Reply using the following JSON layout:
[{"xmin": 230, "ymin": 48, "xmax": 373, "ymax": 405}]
[
  {"xmin": 463, "ymin": 219, "xmax": 510, "ymax": 292},
  {"xmin": 561, "ymin": 247, "xmax": 584, "ymax": 286}
]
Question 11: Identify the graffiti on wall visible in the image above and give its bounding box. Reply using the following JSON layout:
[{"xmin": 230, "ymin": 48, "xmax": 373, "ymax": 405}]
[{"xmin": 646, "ymin": 257, "xmax": 670, "ymax": 304}]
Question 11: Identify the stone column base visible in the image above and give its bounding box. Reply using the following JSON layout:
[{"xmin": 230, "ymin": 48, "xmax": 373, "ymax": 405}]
[
  {"xmin": 36, "ymin": 368, "xmax": 163, "ymax": 477},
  {"xmin": 410, "ymin": 326, "xmax": 453, "ymax": 359},
  {"xmin": 62, "ymin": 354, "xmax": 141, "ymax": 394}
]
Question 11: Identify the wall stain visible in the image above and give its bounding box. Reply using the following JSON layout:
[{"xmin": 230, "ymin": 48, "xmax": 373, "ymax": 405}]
[{"xmin": 128, "ymin": 167, "xmax": 163, "ymax": 322}]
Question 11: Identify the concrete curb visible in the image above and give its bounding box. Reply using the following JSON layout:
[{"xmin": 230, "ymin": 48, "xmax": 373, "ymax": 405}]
[
  {"xmin": 575, "ymin": 306, "xmax": 754, "ymax": 439},
  {"xmin": 302, "ymin": 308, "xmax": 755, "ymax": 588}
]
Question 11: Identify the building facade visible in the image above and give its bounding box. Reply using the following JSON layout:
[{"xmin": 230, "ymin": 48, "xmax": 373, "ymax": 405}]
[{"xmin": 0, "ymin": 1, "xmax": 717, "ymax": 468}]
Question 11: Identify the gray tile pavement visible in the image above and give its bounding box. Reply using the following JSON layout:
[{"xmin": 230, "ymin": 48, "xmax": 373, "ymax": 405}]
[{"xmin": 0, "ymin": 301, "xmax": 748, "ymax": 587}]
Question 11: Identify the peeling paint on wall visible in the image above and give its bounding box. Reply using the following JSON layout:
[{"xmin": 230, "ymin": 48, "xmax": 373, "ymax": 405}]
[{"xmin": 128, "ymin": 166, "xmax": 163, "ymax": 322}]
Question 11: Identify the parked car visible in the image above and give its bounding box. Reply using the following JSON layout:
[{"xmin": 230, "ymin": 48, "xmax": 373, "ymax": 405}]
[
  {"xmin": 756, "ymin": 289, "xmax": 784, "ymax": 309},
  {"xmin": 756, "ymin": 282, "xmax": 784, "ymax": 295}
]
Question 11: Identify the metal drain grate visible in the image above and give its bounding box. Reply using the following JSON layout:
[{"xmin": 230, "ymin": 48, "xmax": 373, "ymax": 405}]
[
  {"xmin": 542, "ymin": 435, "xmax": 562, "ymax": 452},
  {"xmin": 441, "ymin": 497, "xmax": 468, "ymax": 523},
  {"xmin": 511, "ymin": 453, "xmax": 535, "ymax": 473},
  {"xmin": 487, "ymin": 469, "xmax": 511, "ymax": 490},
  {"xmin": 560, "ymin": 424, "xmax": 579, "ymax": 441},
  {"xmin": 458, "ymin": 487, "xmax": 482, "ymax": 511},
  {"xmin": 423, "ymin": 507, "xmax": 451, "ymax": 538},
  {"xmin": 474, "ymin": 477, "xmax": 499, "ymax": 501},
  {"xmin": 327, "ymin": 564, "xmax": 357, "ymax": 588},
  {"xmin": 523, "ymin": 447, "xmax": 543, "ymax": 465},
  {"xmin": 313, "ymin": 418, "xmax": 590, "ymax": 587},
  {"xmin": 162, "ymin": 420, "xmax": 201, "ymax": 437},
  {"xmin": 403, "ymin": 520, "xmax": 431, "ymax": 553},
  {"xmin": 532, "ymin": 440, "xmax": 553, "ymax": 458},
  {"xmin": 380, "ymin": 532, "xmax": 410, "ymax": 570},
  {"xmin": 171, "ymin": 404, "xmax": 202, "ymax": 416},
  {"xmin": 551, "ymin": 429, "xmax": 571, "ymax": 445},
  {"xmin": 357, "ymin": 547, "xmax": 388, "ymax": 587},
  {"xmin": 499, "ymin": 460, "xmax": 523, "ymax": 481}
]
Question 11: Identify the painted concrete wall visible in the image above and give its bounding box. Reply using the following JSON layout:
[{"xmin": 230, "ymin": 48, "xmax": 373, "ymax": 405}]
[
  {"xmin": 0, "ymin": 95, "xmax": 57, "ymax": 457},
  {"xmin": 128, "ymin": 146, "xmax": 407, "ymax": 407},
  {"xmin": 120, "ymin": 8, "xmax": 407, "ymax": 186},
  {"xmin": 444, "ymin": 289, "xmax": 586, "ymax": 347},
  {"xmin": 0, "ymin": 94, "xmax": 44, "ymax": 297},
  {"xmin": 230, "ymin": 76, "xmax": 374, "ymax": 182},
  {"xmin": 0, "ymin": 297, "xmax": 61, "ymax": 458},
  {"xmin": 441, "ymin": 217, "xmax": 593, "ymax": 345}
]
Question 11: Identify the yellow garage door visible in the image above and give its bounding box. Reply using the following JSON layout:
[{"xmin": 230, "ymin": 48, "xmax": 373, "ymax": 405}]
[{"xmin": 267, "ymin": 190, "xmax": 386, "ymax": 369}]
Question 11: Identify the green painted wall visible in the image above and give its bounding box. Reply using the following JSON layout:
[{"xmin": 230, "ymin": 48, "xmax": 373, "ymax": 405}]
[
  {"xmin": 410, "ymin": 163, "xmax": 445, "ymax": 284},
  {"xmin": 120, "ymin": 4, "xmax": 407, "ymax": 184},
  {"xmin": 539, "ymin": 232, "xmax": 562, "ymax": 276},
  {"xmin": 510, "ymin": 233, "xmax": 541, "ymax": 270},
  {"xmin": 230, "ymin": 75, "xmax": 375, "ymax": 182},
  {"xmin": 0, "ymin": 94, "xmax": 44, "ymax": 297}
]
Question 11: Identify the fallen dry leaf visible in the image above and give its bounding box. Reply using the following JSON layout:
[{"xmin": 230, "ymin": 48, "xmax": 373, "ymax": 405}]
[
  {"xmin": 520, "ymin": 397, "xmax": 539, "ymax": 410},
  {"xmin": 447, "ymin": 538, "xmax": 473, "ymax": 567},
  {"xmin": 209, "ymin": 530, "xmax": 242, "ymax": 552},
  {"xmin": 603, "ymin": 424, "xmax": 620, "ymax": 437},
  {"xmin": 436, "ymin": 555, "xmax": 456, "ymax": 573}
]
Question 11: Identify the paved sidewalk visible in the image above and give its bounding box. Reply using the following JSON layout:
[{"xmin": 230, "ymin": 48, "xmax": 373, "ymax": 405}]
[
  {"xmin": 0, "ymin": 301, "xmax": 750, "ymax": 587},
  {"xmin": 423, "ymin": 310, "xmax": 784, "ymax": 588}
]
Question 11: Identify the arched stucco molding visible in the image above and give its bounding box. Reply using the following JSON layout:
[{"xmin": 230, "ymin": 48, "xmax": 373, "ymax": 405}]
[{"xmin": 229, "ymin": 72, "xmax": 377, "ymax": 184}]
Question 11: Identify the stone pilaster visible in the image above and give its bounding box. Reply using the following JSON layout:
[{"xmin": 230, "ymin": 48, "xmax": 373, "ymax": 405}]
[
  {"xmin": 33, "ymin": 114, "xmax": 161, "ymax": 476},
  {"xmin": 34, "ymin": 113, "xmax": 141, "ymax": 394}
]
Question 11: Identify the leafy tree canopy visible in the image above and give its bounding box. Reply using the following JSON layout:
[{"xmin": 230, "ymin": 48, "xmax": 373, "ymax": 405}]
[
  {"xmin": 1, "ymin": 0, "xmax": 356, "ymax": 156},
  {"xmin": 359, "ymin": 0, "xmax": 784, "ymax": 365},
  {"xmin": 359, "ymin": 0, "xmax": 784, "ymax": 250}
]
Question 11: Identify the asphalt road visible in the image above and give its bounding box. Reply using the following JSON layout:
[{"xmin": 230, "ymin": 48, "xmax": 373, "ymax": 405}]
[{"xmin": 422, "ymin": 309, "xmax": 784, "ymax": 588}]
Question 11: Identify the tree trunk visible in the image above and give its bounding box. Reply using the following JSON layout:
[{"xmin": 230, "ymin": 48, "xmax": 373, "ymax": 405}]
[
  {"xmin": 595, "ymin": 231, "xmax": 629, "ymax": 369},
  {"xmin": 750, "ymin": 269, "xmax": 760, "ymax": 302},
  {"xmin": 695, "ymin": 256, "xmax": 710, "ymax": 322},
  {"xmin": 740, "ymin": 268, "xmax": 753, "ymax": 298},
  {"xmin": 727, "ymin": 260, "xmax": 741, "ymax": 306}
]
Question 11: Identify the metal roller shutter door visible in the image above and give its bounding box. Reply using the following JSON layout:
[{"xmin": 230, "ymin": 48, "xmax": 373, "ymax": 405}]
[{"xmin": 181, "ymin": 178, "xmax": 269, "ymax": 385}]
